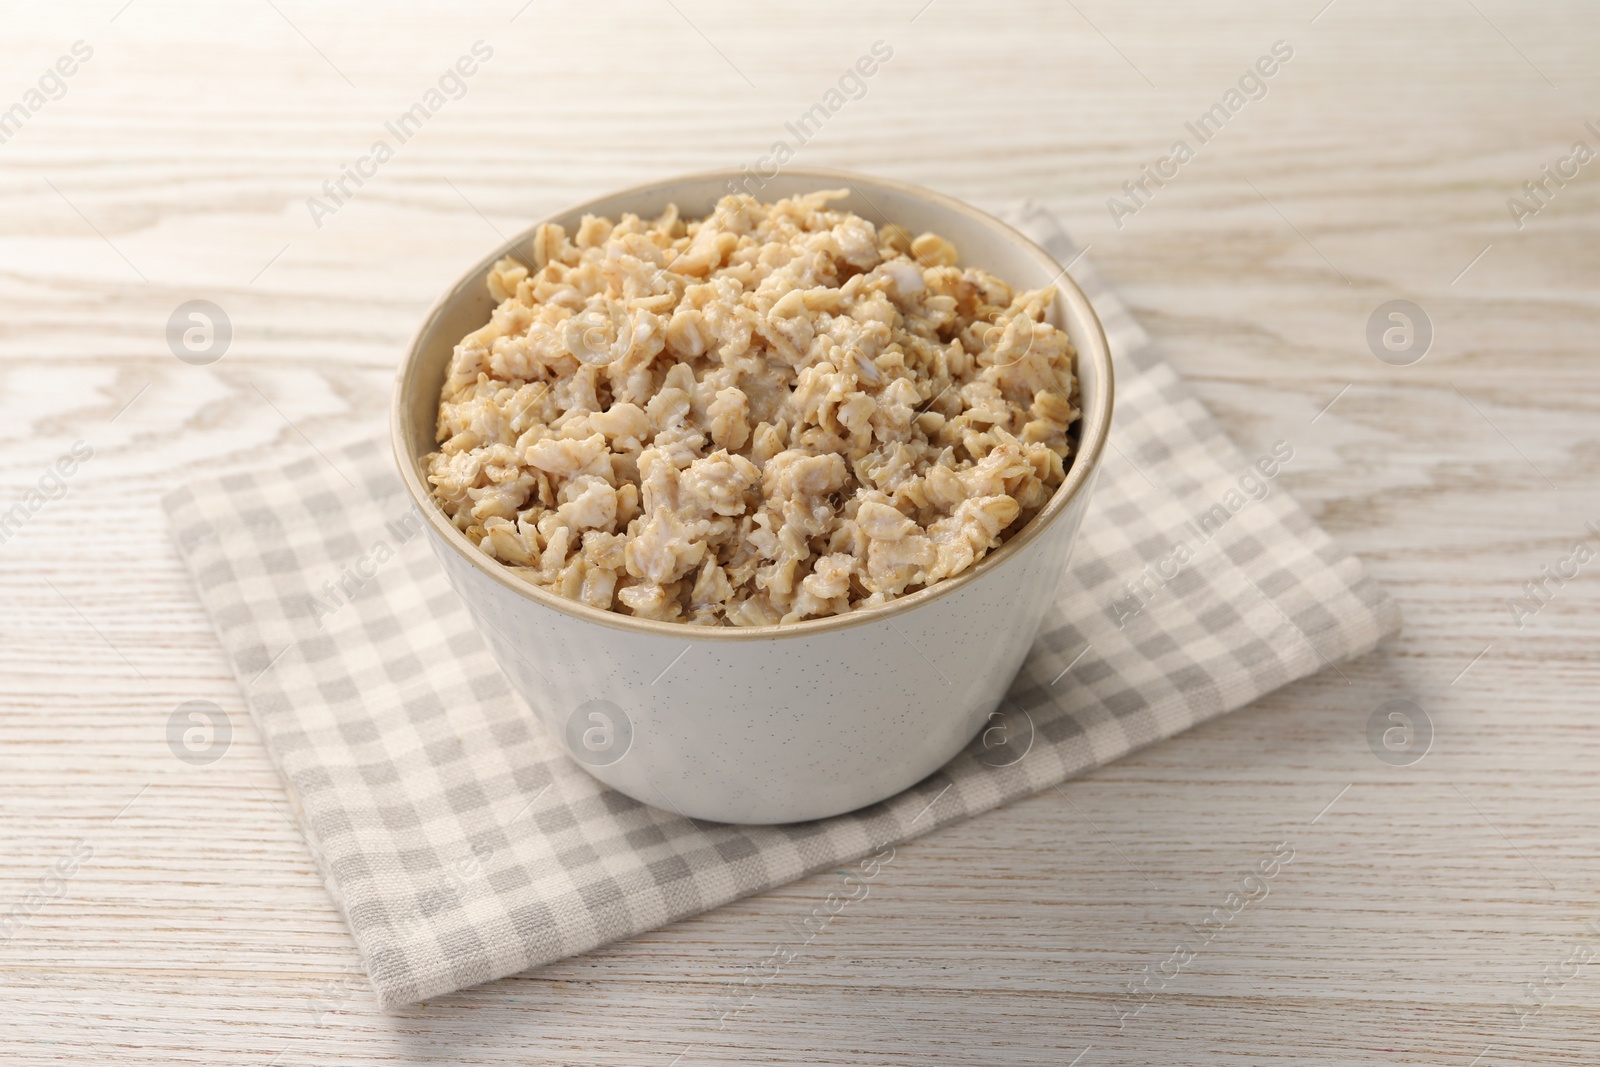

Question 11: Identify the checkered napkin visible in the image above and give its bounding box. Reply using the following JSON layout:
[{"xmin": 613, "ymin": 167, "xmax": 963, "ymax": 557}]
[{"xmin": 162, "ymin": 205, "xmax": 1400, "ymax": 1009}]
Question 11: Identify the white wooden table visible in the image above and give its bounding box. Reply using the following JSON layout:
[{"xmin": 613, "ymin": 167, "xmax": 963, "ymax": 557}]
[{"xmin": 3, "ymin": 1, "xmax": 1597, "ymax": 1063}]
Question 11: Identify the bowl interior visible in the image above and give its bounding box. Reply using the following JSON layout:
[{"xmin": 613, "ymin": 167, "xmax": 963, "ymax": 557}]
[{"xmin": 394, "ymin": 167, "xmax": 1112, "ymax": 638}]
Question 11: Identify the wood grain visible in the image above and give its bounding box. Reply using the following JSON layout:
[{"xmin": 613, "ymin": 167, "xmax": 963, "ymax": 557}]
[{"xmin": 2, "ymin": 0, "xmax": 1598, "ymax": 1063}]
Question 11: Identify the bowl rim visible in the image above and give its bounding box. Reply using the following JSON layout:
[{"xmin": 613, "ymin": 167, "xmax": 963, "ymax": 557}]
[{"xmin": 391, "ymin": 166, "xmax": 1114, "ymax": 641}]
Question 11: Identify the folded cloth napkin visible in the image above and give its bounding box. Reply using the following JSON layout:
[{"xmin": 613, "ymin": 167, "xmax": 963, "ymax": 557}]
[{"xmin": 162, "ymin": 205, "xmax": 1400, "ymax": 1009}]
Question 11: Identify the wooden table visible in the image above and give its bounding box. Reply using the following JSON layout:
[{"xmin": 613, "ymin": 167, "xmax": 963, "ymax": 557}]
[{"xmin": 3, "ymin": 1, "xmax": 1596, "ymax": 1063}]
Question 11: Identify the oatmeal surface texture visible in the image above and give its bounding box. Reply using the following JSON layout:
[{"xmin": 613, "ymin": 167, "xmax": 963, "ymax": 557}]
[{"xmin": 425, "ymin": 190, "xmax": 1081, "ymax": 626}]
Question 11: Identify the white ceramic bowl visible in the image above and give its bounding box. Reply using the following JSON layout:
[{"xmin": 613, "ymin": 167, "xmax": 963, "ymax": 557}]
[{"xmin": 393, "ymin": 168, "xmax": 1112, "ymax": 824}]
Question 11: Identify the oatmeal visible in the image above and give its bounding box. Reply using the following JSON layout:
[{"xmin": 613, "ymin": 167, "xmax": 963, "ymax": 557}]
[{"xmin": 425, "ymin": 190, "xmax": 1080, "ymax": 625}]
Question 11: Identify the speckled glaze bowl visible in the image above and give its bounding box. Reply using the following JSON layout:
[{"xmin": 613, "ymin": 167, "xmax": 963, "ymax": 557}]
[{"xmin": 393, "ymin": 168, "xmax": 1112, "ymax": 824}]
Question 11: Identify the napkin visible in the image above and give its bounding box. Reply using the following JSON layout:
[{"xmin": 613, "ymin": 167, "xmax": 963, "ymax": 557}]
[{"xmin": 162, "ymin": 205, "xmax": 1400, "ymax": 1009}]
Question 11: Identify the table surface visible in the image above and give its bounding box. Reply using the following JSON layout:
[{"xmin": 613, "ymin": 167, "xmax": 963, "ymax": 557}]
[{"xmin": 3, "ymin": 1, "xmax": 1597, "ymax": 1064}]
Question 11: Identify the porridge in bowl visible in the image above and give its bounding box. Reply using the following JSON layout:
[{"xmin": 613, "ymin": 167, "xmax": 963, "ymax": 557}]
[{"xmin": 424, "ymin": 190, "xmax": 1081, "ymax": 626}]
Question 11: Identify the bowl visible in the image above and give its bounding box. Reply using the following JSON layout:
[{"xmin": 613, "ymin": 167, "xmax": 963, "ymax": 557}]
[{"xmin": 392, "ymin": 167, "xmax": 1112, "ymax": 824}]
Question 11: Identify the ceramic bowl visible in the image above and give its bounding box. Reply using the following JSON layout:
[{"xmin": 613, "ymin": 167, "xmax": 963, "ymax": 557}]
[{"xmin": 392, "ymin": 167, "xmax": 1112, "ymax": 824}]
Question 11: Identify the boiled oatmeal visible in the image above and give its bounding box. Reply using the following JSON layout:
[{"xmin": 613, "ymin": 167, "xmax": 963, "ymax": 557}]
[{"xmin": 425, "ymin": 190, "xmax": 1080, "ymax": 626}]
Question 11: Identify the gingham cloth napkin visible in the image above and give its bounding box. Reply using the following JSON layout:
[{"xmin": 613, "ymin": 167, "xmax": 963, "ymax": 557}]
[{"xmin": 163, "ymin": 205, "xmax": 1400, "ymax": 1009}]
